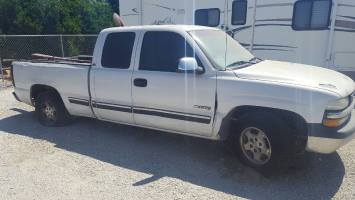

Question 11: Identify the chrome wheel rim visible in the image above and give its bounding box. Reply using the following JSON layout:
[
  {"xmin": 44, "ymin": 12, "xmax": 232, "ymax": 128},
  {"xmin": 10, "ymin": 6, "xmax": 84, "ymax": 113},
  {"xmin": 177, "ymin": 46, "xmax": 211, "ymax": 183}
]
[
  {"xmin": 240, "ymin": 127, "xmax": 272, "ymax": 165},
  {"xmin": 42, "ymin": 101, "xmax": 56, "ymax": 121}
]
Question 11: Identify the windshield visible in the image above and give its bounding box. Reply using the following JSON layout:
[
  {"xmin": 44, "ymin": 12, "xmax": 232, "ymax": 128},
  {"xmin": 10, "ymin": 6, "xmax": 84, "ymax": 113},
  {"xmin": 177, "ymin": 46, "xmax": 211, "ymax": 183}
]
[{"xmin": 189, "ymin": 30, "xmax": 255, "ymax": 70}]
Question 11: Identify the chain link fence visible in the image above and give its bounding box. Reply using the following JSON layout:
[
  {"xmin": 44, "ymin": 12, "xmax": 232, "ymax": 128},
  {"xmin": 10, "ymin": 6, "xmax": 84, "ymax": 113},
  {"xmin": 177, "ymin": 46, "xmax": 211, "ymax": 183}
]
[{"xmin": 0, "ymin": 34, "xmax": 98, "ymax": 87}]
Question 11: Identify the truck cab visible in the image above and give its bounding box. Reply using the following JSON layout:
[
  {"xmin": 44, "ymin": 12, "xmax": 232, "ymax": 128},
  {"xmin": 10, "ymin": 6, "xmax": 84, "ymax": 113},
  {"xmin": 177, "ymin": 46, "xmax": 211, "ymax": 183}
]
[{"xmin": 90, "ymin": 26, "xmax": 217, "ymax": 137}]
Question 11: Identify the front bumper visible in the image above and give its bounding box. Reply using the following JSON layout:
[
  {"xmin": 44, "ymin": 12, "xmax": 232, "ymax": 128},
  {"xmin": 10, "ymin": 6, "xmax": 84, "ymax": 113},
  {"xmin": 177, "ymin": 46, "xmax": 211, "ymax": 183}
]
[{"xmin": 306, "ymin": 110, "xmax": 355, "ymax": 154}]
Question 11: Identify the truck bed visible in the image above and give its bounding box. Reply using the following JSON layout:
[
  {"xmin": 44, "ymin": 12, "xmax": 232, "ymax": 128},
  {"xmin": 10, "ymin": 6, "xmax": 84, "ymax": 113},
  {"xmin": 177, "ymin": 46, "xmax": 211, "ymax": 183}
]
[{"xmin": 12, "ymin": 60, "xmax": 94, "ymax": 117}]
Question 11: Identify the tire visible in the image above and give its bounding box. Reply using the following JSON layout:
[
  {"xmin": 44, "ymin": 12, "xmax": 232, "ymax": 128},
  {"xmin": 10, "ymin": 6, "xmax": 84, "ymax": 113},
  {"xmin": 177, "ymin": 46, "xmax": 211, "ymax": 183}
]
[
  {"xmin": 227, "ymin": 112, "xmax": 300, "ymax": 174},
  {"xmin": 35, "ymin": 91, "xmax": 71, "ymax": 126}
]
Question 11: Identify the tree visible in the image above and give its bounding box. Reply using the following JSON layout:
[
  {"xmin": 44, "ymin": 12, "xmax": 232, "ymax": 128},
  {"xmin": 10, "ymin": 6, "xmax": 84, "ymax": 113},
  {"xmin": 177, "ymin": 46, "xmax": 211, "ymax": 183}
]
[{"xmin": 0, "ymin": 0, "xmax": 114, "ymax": 34}]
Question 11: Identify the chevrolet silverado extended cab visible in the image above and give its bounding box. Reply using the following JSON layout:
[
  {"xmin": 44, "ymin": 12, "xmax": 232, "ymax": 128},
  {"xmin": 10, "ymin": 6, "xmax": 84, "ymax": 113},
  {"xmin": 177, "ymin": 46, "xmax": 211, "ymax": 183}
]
[{"xmin": 12, "ymin": 25, "xmax": 355, "ymax": 170}]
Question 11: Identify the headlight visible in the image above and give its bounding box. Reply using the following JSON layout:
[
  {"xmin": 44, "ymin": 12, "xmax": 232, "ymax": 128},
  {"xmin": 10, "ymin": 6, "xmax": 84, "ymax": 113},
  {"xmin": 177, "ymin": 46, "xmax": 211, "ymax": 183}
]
[
  {"xmin": 323, "ymin": 96, "xmax": 352, "ymax": 128},
  {"xmin": 326, "ymin": 97, "xmax": 350, "ymax": 111}
]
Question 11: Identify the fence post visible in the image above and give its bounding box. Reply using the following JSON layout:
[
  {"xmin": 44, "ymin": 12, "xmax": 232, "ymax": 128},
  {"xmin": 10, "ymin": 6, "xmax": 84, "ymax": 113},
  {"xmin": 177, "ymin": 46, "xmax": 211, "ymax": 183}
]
[
  {"xmin": 60, "ymin": 35, "xmax": 65, "ymax": 57},
  {"xmin": 0, "ymin": 57, "xmax": 4, "ymax": 86}
]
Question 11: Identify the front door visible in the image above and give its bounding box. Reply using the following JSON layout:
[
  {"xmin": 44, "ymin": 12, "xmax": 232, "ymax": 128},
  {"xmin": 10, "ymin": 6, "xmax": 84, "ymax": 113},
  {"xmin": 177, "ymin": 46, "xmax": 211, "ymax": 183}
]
[{"xmin": 132, "ymin": 31, "xmax": 216, "ymax": 137}]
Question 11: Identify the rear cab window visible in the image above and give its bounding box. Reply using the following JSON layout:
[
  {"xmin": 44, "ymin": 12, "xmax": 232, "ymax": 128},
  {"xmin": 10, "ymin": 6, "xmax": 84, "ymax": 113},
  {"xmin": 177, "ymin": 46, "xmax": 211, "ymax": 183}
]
[{"xmin": 101, "ymin": 32, "xmax": 136, "ymax": 69}]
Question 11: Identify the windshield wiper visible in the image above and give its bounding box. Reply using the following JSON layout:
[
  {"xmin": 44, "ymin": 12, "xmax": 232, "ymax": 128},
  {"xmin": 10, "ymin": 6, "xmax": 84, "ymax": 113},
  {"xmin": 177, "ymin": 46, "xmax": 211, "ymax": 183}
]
[
  {"xmin": 226, "ymin": 57, "xmax": 263, "ymax": 69},
  {"xmin": 249, "ymin": 57, "xmax": 262, "ymax": 63},
  {"xmin": 226, "ymin": 60, "xmax": 253, "ymax": 69}
]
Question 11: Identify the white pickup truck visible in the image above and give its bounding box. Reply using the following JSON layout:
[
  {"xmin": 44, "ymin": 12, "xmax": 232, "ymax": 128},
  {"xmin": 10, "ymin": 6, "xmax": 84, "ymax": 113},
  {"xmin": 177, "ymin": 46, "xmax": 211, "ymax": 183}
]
[{"xmin": 12, "ymin": 25, "xmax": 355, "ymax": 170}]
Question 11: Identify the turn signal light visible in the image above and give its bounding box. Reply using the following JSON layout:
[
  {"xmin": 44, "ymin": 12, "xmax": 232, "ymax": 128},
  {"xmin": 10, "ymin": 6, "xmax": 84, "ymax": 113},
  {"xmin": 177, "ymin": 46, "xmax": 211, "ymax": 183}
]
[{"xmin": 323, "ymin": 117, "xmax": 349, "ymax": 128}]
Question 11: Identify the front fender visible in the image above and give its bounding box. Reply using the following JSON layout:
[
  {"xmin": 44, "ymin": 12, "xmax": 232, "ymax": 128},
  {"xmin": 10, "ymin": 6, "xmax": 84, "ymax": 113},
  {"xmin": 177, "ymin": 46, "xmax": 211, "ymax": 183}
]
[{"xmin": 213, "ymin": 73, "xmax": 339, "ymax": 138}]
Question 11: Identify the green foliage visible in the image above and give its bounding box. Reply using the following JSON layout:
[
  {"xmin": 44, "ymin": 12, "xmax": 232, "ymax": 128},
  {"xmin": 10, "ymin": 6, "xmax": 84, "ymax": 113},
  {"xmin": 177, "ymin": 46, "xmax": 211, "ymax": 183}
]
[{"xmin": 0, "ymin": 0, "xmax": 114, "ymax": 34}]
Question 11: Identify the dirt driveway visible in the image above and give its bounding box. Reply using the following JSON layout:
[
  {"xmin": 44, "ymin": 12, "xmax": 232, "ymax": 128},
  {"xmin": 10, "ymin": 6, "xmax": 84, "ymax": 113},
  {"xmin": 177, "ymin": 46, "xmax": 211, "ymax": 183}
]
[{"xmin": 0, "ymin": 87, "xmax": 354, "ymax": 200}]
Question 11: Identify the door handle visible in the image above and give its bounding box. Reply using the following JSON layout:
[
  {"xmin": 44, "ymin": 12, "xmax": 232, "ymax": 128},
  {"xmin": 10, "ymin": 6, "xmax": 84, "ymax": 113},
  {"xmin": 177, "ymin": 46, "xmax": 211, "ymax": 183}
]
[{"xmin": 134, "ymin": 78, "xmax": 148, "ymax": 87}]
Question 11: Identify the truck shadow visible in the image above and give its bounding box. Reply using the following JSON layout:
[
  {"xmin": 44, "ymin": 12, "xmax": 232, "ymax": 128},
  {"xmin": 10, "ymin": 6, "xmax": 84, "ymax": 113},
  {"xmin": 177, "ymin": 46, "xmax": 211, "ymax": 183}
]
[{"xmin": 0, "ymin": 108, "xmax": 346, "ymax": 200}]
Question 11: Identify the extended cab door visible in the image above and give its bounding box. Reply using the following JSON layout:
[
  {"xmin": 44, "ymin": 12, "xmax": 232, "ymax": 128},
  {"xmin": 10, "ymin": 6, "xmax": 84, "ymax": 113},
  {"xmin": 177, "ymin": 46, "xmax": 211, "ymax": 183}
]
[
  {"xmin": 90, "ymin": 31, "xmax": 139, "ymax": 124},
  {"xmin": 132, "ymin": 31, "xmax": 217, "ymax": 137}
]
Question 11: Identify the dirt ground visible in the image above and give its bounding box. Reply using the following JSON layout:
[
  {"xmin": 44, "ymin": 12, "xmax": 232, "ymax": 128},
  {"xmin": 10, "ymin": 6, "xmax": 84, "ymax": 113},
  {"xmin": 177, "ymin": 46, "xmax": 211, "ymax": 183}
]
[{"xmin": 0, "ymin": 87, "xmax": 354, "ymax": 200}]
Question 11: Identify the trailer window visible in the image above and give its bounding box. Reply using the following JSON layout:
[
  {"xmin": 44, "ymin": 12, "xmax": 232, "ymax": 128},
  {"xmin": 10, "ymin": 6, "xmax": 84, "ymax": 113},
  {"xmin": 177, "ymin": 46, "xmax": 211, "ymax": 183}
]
[
  {"xmin": 101, "ymin": 32, "xmax": 135, "ymax": 69},
  {"xmin": 292, "ymin": 0, "xmax": 332, "ymax": 30},
  {"xmin": 195, "ymin": 8, "xmax": 220, "ymax": 27},
  {"xmin": 139, "ymin": 31, "xmax": 202, "ymax": 72},
  {"xmin": 232, "ymin": 0, "xmax": 247, "ymax": 25}
]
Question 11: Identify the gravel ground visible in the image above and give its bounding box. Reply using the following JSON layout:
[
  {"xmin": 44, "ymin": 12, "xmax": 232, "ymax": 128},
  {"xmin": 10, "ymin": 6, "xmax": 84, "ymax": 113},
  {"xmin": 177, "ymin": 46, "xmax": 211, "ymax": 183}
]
[
  {"xmin": 0, "ymin": 87, "xmax": 354, "ymax": 200},
  {"xmin": 0, "ymin": 80, "xmax": 12, "ymax": 88}
]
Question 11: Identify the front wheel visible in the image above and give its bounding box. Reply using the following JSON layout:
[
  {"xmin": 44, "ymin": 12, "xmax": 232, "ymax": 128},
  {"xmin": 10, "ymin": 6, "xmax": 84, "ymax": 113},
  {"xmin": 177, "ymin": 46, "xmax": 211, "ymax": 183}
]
[
  {"xmin": 228, "ymin": 113, "xmax": 300, "ymax": 173},
  {"xmin": 239, "ymin": 127, "xmax": 272, "ymax": 166}
]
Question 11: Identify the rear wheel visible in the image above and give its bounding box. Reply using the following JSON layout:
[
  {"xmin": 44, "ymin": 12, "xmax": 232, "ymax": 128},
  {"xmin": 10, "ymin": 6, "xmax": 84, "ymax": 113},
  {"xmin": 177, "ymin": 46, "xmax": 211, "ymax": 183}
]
[{"xmin": 35, "ymin": 91, "xmax": 71, "ymax": 126}]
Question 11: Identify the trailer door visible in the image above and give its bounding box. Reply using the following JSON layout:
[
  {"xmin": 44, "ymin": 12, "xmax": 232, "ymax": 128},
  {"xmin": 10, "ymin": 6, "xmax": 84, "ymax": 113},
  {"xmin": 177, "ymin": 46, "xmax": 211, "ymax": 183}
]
[
  {"xmin": 226, "ymin": 0, "xmax": 255, "ymax": 49},
  {"xmin": 330, "ymin": 0, "xmax": 355, "ymax": 80}
]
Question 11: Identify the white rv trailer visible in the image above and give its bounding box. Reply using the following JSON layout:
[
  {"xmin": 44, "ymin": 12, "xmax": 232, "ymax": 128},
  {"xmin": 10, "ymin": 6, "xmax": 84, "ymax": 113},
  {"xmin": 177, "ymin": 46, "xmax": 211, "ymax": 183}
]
[{"xmin": 119, "ymin": 0, "xmax": 355, "ymax": 79}]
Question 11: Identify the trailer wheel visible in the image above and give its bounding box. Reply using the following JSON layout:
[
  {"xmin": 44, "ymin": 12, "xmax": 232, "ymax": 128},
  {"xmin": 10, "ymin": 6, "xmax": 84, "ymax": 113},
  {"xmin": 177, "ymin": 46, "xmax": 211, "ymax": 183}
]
[
  {"xmin": 228, "ymin": 112, "xmax": 298, "ymax": 173},
  {"xmin": 35, "ymin": 91, "xmax": 71, "ymax": 126}
]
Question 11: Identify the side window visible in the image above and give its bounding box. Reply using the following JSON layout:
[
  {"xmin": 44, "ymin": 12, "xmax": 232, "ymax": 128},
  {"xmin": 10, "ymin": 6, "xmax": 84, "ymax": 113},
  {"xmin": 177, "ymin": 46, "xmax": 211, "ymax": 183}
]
[
  {"xmin": 139, "ymin": 31, "xmax": 201, "ymax": 72},
  {"xmin": 292, "ymin": 0, "xmax": 332, "ymax": 30},
  {"xmin": 101, "ymin": 32, "xmax": 135, "ymax": 69},
  {"xmin": 195, "ymin": 8, "xmax": 220, "ymax": 27},
  {"xmin": 232, "ymin": 0, "xmax": 247, "ymax": 25}
]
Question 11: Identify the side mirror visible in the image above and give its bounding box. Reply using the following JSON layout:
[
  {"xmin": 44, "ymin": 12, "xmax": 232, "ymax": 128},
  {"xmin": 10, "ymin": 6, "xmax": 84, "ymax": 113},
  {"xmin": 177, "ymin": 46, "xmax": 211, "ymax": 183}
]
[{"xmin": 177, "ymin": 57, "xmax": 204, "ymax": 74}]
